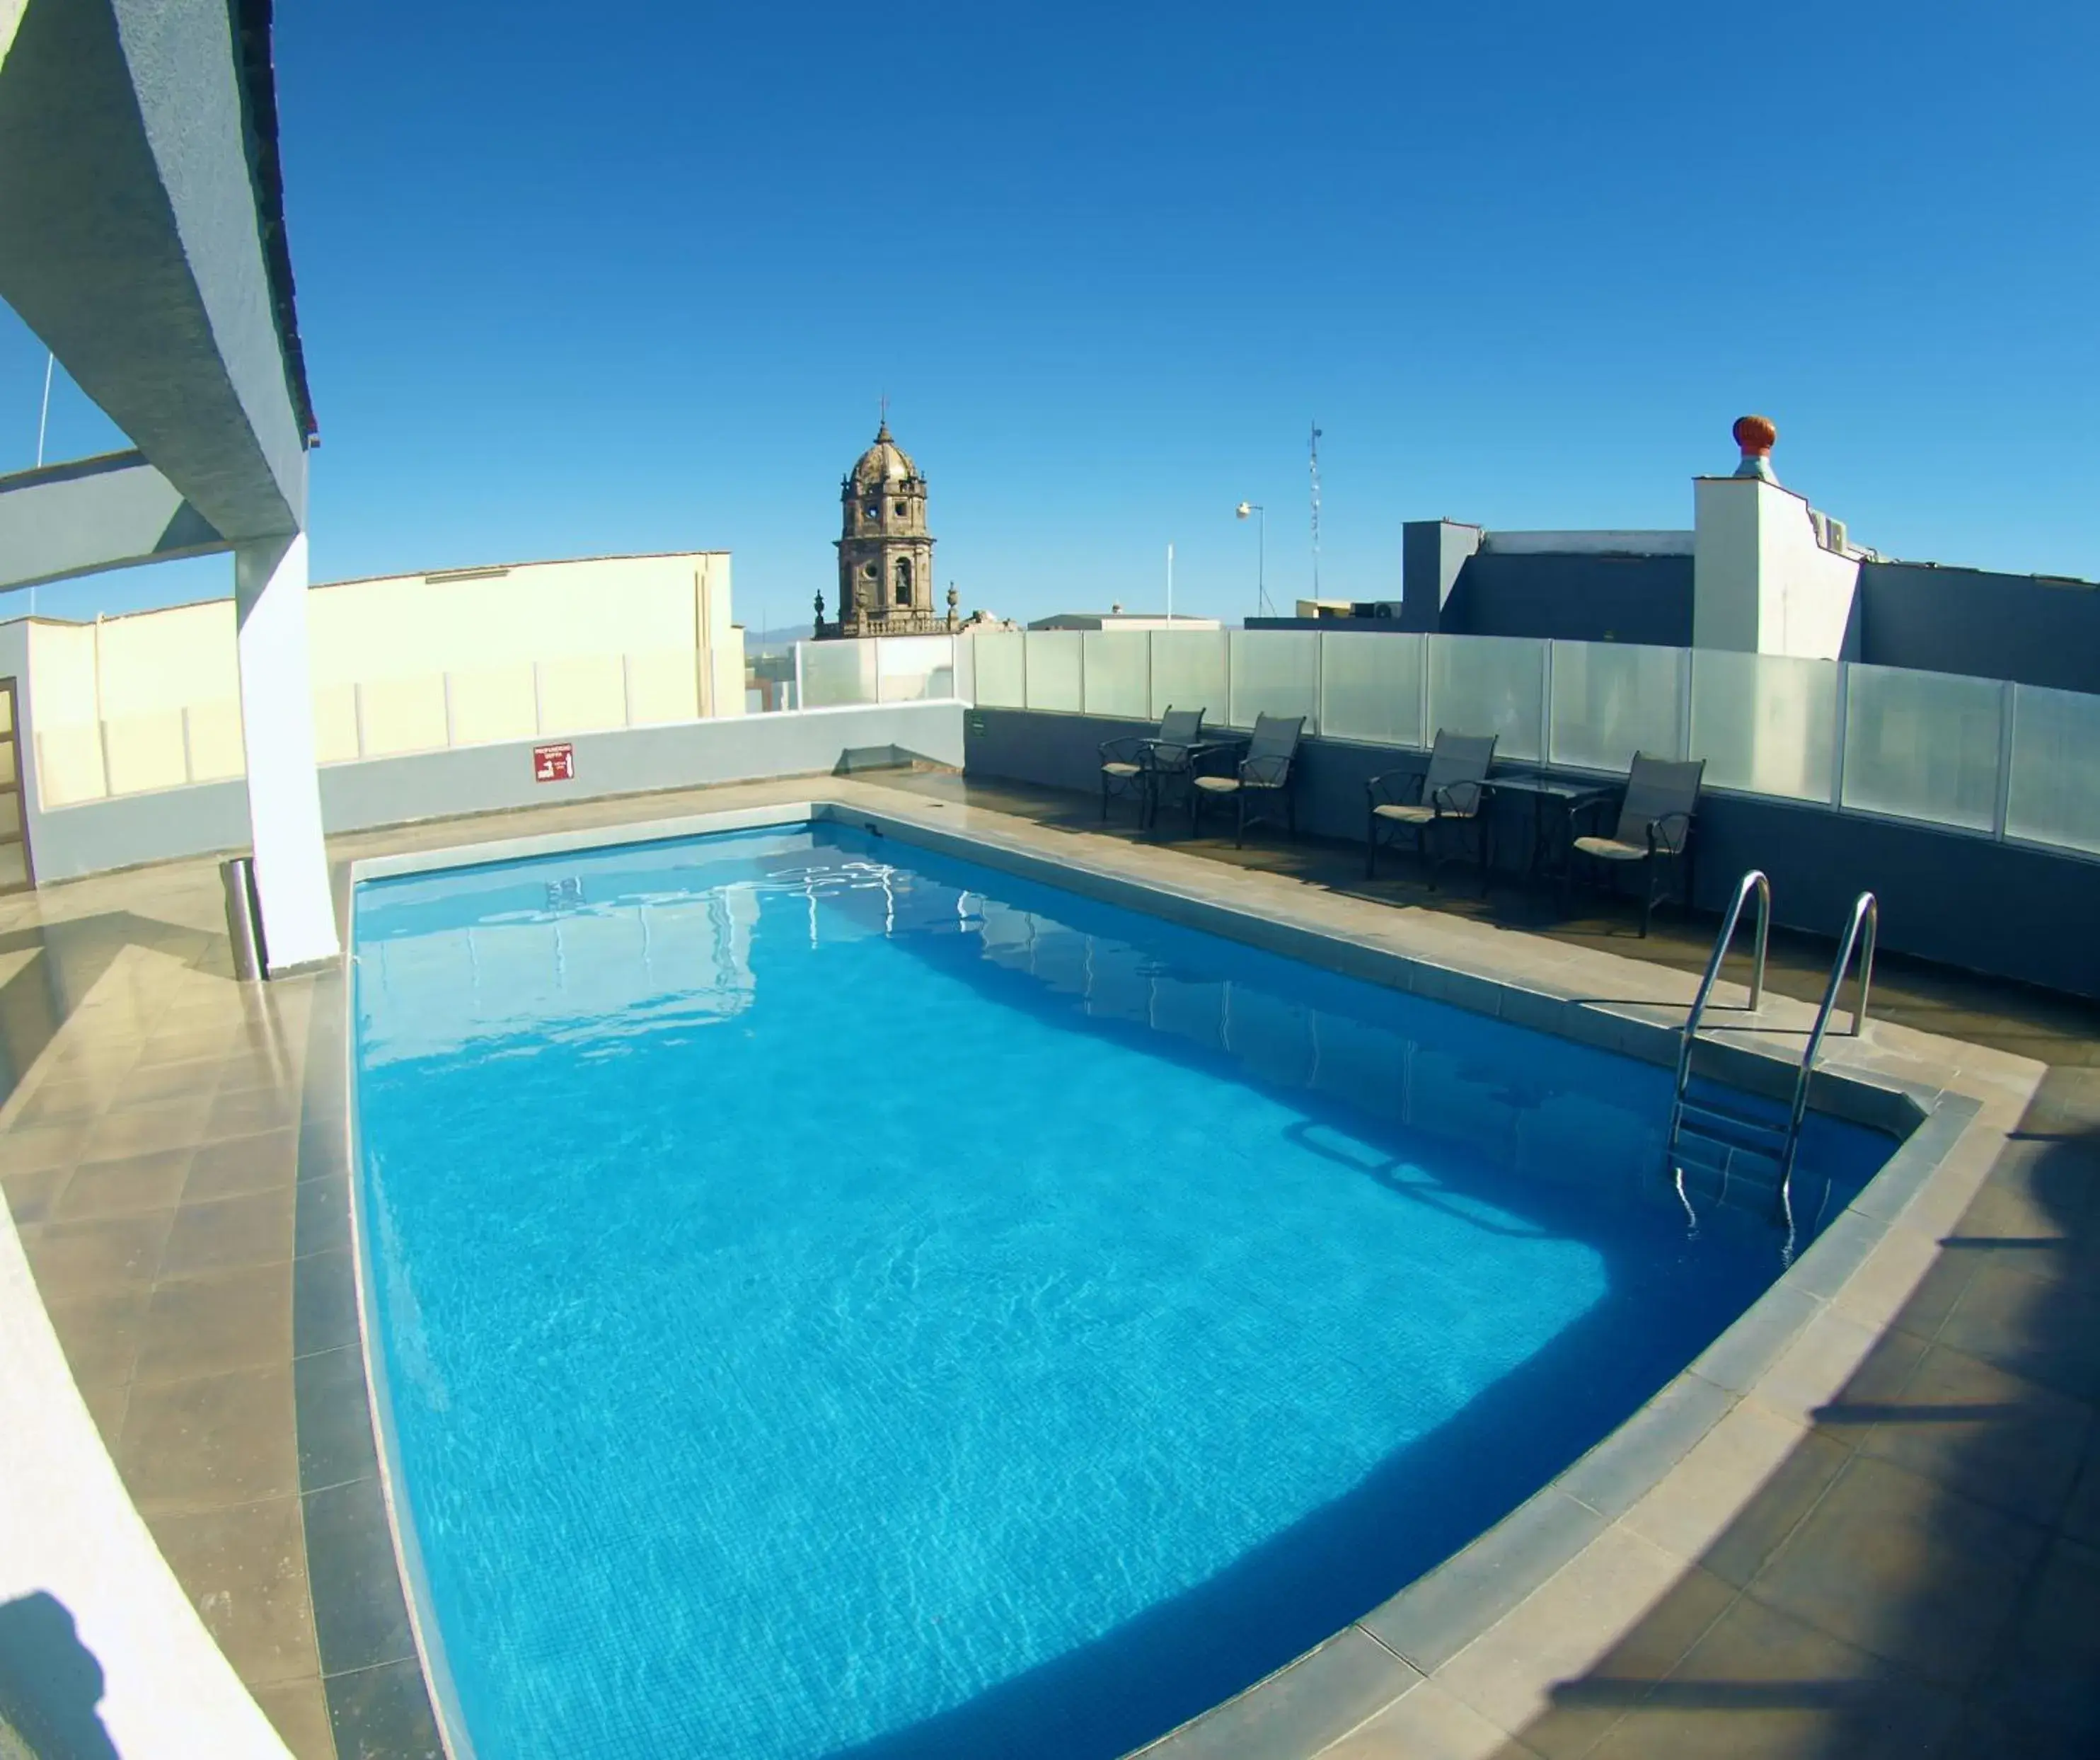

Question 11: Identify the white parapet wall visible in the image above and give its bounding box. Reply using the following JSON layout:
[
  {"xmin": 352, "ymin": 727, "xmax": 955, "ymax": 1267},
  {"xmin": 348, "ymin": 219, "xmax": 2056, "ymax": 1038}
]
[
  {"xmin": 20, "ymin": 700, "xmax": 967, "ymax": 884},
  {"xmin": 1693, "ymin": 476, "xmax": 1861, "ymax": 659}
]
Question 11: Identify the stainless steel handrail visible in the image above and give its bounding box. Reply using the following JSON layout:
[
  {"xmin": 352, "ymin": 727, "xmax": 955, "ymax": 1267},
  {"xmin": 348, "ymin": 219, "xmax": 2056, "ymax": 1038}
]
[
  {"xmin": 1775, "ymin": 890, "xmax": 1878, "ymax": 1238},
  {"xmin": 1666, "ymin": 870, "xmax": 1771, "ymax": 1146}
]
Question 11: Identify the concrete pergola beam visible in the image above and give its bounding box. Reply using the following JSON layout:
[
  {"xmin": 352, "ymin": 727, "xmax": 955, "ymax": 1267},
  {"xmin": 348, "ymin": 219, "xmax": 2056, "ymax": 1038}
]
[
  {"xmin": 0, "ymin": 450, "xmax": 228, "ymax": 592},
  {"xmin": 0, "ymin": 0, "xmax": 335, "ymax": 971},
  {"xmin": 0, "ymin": 0, "xmax": 309, "ymax": 543}
]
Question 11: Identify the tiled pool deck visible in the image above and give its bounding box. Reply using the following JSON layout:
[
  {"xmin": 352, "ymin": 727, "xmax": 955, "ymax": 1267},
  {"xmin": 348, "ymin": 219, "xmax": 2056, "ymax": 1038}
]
[{"xmin": 0, "ymin": 771, "xmax": 2094, "ymax": 1758}]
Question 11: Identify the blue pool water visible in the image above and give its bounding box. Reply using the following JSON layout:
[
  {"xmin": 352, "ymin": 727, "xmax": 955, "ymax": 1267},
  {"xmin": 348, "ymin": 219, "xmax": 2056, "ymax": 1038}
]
[{"xmin": 352, "ymin": 822, "xmax": 1891, "ymax": 1760}]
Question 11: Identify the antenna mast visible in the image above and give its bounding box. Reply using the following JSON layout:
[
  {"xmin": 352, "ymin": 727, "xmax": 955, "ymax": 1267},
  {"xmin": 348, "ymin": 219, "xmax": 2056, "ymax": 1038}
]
[{"xmin": 1308, "ymin": 422, "xmax": 1323, "ymax": 599}]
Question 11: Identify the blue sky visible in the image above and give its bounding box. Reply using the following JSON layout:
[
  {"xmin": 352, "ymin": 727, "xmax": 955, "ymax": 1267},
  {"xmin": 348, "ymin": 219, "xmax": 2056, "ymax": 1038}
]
[{"xmin": 4, "ymin": 0, "xmax": 2096, "ymax": 627}]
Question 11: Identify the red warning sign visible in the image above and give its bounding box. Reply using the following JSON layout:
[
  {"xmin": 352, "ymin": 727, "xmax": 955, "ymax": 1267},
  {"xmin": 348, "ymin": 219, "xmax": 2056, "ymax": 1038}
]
[{"xmin": 532, "ymin": 742, "xmax": 575, "ymax": 783}]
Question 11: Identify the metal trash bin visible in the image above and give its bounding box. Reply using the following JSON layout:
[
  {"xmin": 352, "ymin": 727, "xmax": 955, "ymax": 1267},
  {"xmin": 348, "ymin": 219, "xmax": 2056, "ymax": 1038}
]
[{"xmin": 221, "ymin": 856, "xmax": 269, "ymax": 981}]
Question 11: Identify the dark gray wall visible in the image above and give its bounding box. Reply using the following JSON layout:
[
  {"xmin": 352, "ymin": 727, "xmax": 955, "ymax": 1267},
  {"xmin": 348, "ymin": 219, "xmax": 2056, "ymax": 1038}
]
[
  {"xmin": 1443, "ymin": 552, "xmax": 1694, "ymax": 646},
  {"xmin": 1858, "ymin": 563, "xmax": 2100, "ymax": 694},
  {"xmin": 964, "ymin": 707, "xmax": 2100, "ymax": 1000},
  {"xmin": 1400, "ymin": 520, "xmax": 1479, "ymax": 631}
]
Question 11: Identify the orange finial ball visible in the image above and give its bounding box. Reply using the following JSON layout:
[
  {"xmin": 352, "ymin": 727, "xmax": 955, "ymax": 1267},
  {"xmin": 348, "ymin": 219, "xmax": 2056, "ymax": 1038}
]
[{"xmin": 1733, "ymin": 414, "xmax": 1777, "ymax": 456}]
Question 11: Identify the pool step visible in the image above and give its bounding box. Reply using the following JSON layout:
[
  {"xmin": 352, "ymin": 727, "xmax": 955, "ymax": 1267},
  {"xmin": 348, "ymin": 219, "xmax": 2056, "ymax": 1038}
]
[{"xmin": 1668, "ymin": 1082, "xmax": 1789, "ymax": 1211}]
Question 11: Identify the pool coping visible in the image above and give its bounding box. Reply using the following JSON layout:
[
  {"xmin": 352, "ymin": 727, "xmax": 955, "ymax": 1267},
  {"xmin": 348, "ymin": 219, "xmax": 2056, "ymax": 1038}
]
[{"xmin": 342, "ymin": 791, "xmax": 2043, "ymax": 1760}]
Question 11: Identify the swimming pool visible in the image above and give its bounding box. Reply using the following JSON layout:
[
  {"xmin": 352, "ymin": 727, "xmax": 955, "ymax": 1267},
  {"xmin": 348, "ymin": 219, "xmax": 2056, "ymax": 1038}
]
[{"xmin": 352, "ymin": 820, "xmax": 1892, "ymax": 1759}]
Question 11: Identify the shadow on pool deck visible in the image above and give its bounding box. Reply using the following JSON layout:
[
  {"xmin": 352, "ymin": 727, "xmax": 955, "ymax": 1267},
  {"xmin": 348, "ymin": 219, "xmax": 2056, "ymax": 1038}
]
[
  {"xmin": 1470, "ymin": 1071, "xmax": 2100, "ymax": 1760},
  {"xmin": 0, "ymin": 1592, "xmax": 119, "ymax": 1760}
]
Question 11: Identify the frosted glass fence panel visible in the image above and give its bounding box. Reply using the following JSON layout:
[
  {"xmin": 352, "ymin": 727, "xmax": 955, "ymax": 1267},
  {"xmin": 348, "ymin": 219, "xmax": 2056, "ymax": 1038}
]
[
  {"xmin": 971, "ymin": 633, "xmax": 1025, "ymax": 708},
  {"xmin": 951, "ymin": 635, "xmax": 977, "ymax": 706},
  {"xmin": 1427, "ymin": 636, "xmax": 1545, "ymax": 761},
  {"xmin": 103, "ymin": 711, "xmax": 189, "ymax": 795},
  {"xmin": 876, "ymin": 636, "xmax": 956, "ymax": 703},
  {"xmin": 2007, "ymin": 684, "xmax": 2100, "ymax": 855},
  {"xmin": 538, "ymin": 657, "xmax": 628, "ymax": 736},
  {"xmin": 35, "ymin": 727, "xmax": 106, "ymax": 807},
  {"xmin": 1150, "ymin": 630, "xmax": 1230, "ymax": 725},
  {"xmin": 446, "ymin": 666, "xmax": 538, "ymax": 748},
  {"xmin": 1841, "ymin": 665, "xmax": 2002, "ymax": 831},
  {"xmin": 1318, "ymin": 633, "xmax": 1424, "ymax": 747},
  {"xmin": 313, "ymin": 686, "xmax": 359, "ymax": 765},
  {"xmin": 1023, "ymin": 632, "xmax": 1083, "ymax": 713},
  {"xmin": 1228, "ymin": 631, "xmax": 1318, "ymax": 729},
  {"xmin": 801, "ymin": 640, "xmax": 881, "ymax": 710},
  {"xmin": 185, "ymin": 700, "xmax": 246, "ymax": 781},
  {"xmin": 624, "ymin": 651, "xmax": 703, "ymax": 725},
  {"xmin": 1082, "ymin": 633, "xmax": 1151, "ymax": 719},
  {"xmin": 1689, "ymin": 651, "xmax": 1837, "ymax": 802},
  {"xmin": 1550, "ymin": 643, "xmax": 1683, "ymax": 773},
  {"xmin": 360, "ymin": 676, "xmax": 452, "ymax": 756}
]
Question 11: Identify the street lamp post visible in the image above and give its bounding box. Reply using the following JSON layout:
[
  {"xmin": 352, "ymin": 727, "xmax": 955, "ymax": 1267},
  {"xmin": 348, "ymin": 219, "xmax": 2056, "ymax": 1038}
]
[{"xmin": 1235, "ymin": 502, "xmax": 1267, "ymax": 617}]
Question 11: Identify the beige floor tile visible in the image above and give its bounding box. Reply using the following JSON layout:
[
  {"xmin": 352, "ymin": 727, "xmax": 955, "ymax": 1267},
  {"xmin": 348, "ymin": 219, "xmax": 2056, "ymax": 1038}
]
[
  {"xmin": 1744, "ymin": 1454, "xmax": 2047, "ymax": 1686},
  {"xmin": 0, "ymin": 1163, "xmax": 68, "ymax": 1225},
  {"xmin": 135, "ymin": 1262, "xmax": 294, "ymax": 1384},
  {"xmin": 150, "ymin": 1495, "xmax": 320, "ymax": 1689},
  {"xmin": 21, "ymin": 1209, "xmax": 176, "ymax": 1299},
  {"xmin": 135, "ymin": 1018, "xmax": 240, "ymax": 1060},
  {"xmin": 110, "ymin": 1057, "xmax": 236, "ymax": 1113},
  {"xmin": 79, "ymin": 1096, "xmax": 215, "ymax": 1163},
  {"xmin": 116, "ymin": 1362, "xmax": 298, "ymax": 1515},
  {"xmin": 51, "ymin": 1149, "xmax": 193, "ymax": 1220},
  {"xmin": 0, "ymin": 1120, "xmax": 93, "ymax": 1176},
  {"xmin": 13, "ymin": 1078, "xmax": 112, "ymax": 1128},
  {"xmin": 158, "ymin": 1187, "xmax": 297, "ymax": 1279},
  {"xmin": 184, "ymin": 1129, "xmax": 300, "ymax": 1202},
  {"xmin": 204, "ymin": 1086, "xmax": 301, "ymax": 1141},
  {"xmin": 248, "ymin": 1676, "xmax": 335, "ymax": 1760},
  {"xmin": 1620, "ymin": 1403, "xmax": 1811, "ymax": 1565},
  {"xmin": 79, "ymin": 1380, "xmax": 130, "ymax": 1452},
  {"xmin": 41, "ymin": 1286, "xmax": 153, "ymax": 1389},
  {"xmin": 1434, "ymin": 1526, "xmax": 1685, "ymax": 1744},
  {"xmin": 1320, "ymin": 1679, "xmax": 1539, "ymax": 1759}
]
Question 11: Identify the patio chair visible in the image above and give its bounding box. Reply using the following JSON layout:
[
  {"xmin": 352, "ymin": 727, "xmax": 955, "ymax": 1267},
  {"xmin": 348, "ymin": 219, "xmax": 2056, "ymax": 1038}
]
[
  {"xmin": 1189, "ymin": 714, "xmax": 1305, "ymax": 846},
  {"xmin": 1366, "ymin": 730, "xmax": 1497, "ymax": 888},
  {"xmin": 1570, "ymin": 753, "xmax": 1706, "ymax": 936},
  {"xmin": 1099, "ymin": 706, "xmax": 1204, "ymax": 826}
]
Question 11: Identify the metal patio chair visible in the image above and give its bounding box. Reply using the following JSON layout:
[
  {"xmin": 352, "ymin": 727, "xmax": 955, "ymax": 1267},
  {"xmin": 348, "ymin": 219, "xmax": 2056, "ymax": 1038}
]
[
  {"xmin": 1366, "ymin": 730, "xmax": 1498, "ymax": 888},
  {"xmin": 1099, "ymin": 706, "xmax": 1204, "ymax": 827},
  {"xmin": 1189, "ymin": 713, "xmax": 1305, "ymax": 846},
  {"xmin": 1570, "ymin": 753, "xmax": 1707, "ymax": 936}
]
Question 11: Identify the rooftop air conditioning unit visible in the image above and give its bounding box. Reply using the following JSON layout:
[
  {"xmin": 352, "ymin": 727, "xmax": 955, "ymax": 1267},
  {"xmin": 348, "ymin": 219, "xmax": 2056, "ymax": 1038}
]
[{"xmin": 1825, "ymin": 519, "xmax": 1848, "ymax": 553}]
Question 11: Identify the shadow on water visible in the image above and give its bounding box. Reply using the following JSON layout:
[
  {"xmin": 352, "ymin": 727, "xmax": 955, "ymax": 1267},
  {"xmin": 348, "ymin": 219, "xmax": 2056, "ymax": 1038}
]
[
  {"xmin": 0, "ymin": 1593, "xmax": 118, "ymax": 1760},
  {"xmin": 812, "ymin": 1233, "xmax": 1743, "ymax": 1760}
]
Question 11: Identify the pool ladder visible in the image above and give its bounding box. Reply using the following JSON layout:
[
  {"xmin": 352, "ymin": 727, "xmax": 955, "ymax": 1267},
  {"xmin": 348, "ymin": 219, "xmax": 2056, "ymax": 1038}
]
[{"xmin": 1664, "ymin": 873, "xmax": 1879, "ymax": 1238}]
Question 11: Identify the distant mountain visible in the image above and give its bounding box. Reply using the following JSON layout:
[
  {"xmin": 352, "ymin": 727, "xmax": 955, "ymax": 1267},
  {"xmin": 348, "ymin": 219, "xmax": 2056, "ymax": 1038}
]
[{"xmin": 742, "ymin": 623, "xmax": 814, "ymax": 652}]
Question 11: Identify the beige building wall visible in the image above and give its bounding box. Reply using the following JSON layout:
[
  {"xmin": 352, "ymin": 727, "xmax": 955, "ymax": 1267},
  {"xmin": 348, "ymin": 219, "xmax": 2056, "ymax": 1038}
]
[{"xmin": 23, "ymin": 551, "xmax": 743, "ymax": 805}]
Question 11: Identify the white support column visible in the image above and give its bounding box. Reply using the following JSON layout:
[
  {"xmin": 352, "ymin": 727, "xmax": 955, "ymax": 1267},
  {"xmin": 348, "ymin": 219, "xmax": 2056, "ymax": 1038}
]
[{"xmin": 234, "ymin": 531, "xmax": 338, "ymax": 972}]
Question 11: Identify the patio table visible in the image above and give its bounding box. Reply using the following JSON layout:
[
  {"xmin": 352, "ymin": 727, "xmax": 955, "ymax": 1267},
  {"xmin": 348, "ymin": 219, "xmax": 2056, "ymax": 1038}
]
[{"xmin": 1484, "ymin": 769, "xmax": 1619, "ymax": 894}]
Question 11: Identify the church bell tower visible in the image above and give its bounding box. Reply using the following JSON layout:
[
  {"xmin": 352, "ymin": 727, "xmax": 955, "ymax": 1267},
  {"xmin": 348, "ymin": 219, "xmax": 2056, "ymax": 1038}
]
[{"xmin": 824, "ymin": 419, "xmax": 940, "ymax": 638}]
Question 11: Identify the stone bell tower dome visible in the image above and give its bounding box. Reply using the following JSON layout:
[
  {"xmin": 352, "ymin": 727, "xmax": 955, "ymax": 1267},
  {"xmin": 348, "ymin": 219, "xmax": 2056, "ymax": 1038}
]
[{"xmin": 822, "ymin": 419, "xmax": 945, "ymax": 638}]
